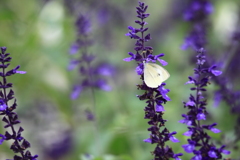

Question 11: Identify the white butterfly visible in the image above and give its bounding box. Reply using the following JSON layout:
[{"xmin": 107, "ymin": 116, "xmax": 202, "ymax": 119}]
[{"xmin": 143, "ymin": 61, "xmax": 170, "ymax": 88}]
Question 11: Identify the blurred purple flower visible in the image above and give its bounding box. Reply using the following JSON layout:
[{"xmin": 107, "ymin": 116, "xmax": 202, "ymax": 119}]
[
  {"xmin": 181, "ymin": 0, "xmax": 213, "ymax": 51},
  {"xmin": 42, "ymin": 130, "xmax": 73, "ymax": 159},
  {"xmin": 68, "ymin": 14, "xmax": 115, "ymax": 100},
  {"xmin": 181, "ymin": 24, "xmax": 207, "ymax": 50},
  {"xmin": 94, "ymin": 63, "xmax": 116, "ymax": 77},
  {"xmin": 125, "ymin": 2, "xmax": 182, "ymax": 159},
  {"xmin": 183, "ymin": 0, "xmax": 213, "ymax": 21},
  {"xmin": 97, "ymin": 8, "xmax": 110, "ymax": 25},
  {"xmin": 75, "ymin": 14, "xmax": 91, "ymax": 35},
  {"xmin": 69, "ymin": 43, "xmax": 79, "ymax": 55},
  {"xmin": 85, "ymin": 109, "xmax": 95, "ymax": 121},
  {"xmin": 0, "ymin": 47, "xmax": 38, "ymax": 159}
]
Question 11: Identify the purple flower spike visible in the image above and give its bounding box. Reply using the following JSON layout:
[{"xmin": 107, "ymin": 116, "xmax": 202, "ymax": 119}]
[
  {"xmin": 0, "ymin": 47, "xmax": 38, "ymax": 159},
  {"xmin": 68, "ymin": 14, "xmax": 115, "ymax": 100},
  {"xmin": 181, "ymin": 0, "xmax": 232, "ymax": 158},
  {"xmin": 180, "ymin": 48, "xmax": 230, "ymax": 159},
  {"xmin": 181, "ymin": 0, "xmax": 214, "ymax": 51},
  {"xmin": 125, "ymin": 2, "xmax": 182, "ymax": 159},
  {"xmin": 184, "ymin": 1, "xmax": 213, "ymax": 21}
]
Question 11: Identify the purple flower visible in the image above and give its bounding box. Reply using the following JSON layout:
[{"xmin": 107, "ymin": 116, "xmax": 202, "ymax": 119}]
[
  {"xmin": 71, "ymin": 85, "xmax": 83, "ymax": 100},
  {"xmin": 181, "ymin": 25, "xmax": 206, "ymax": 50},
  {"xmin": 208, "ymin": 147, "xmax": 217, "ymax": 158},
  {"xmin": 180, "ymin": 48, "xmax": 230, "ymax": 159},
  {"xmin": 169, "ymin": 131, "xmax": 180, "ymax": 143},
  {"xmin": 179, "ymin": 114, "xmax": 192, "ymax": 126},
  {"xmin": 0, "ymin": 47, "xmax": 38, "ymax": 159},
  {"xmin": 143, "ymin": 137, "xmax": 152, "ymax": 143},
  {"xmin": 196, "ymin": 109, "xmax": 206, "ymax": 120},
  {"xmin": 0, "ymin": 100, "xmax": 7, "ymax": 111},
  {"xmin": 218, "ymin": 145, "xmax": 231, "ymax": 155},
  {"xmin": 186, "ymin": 100, "xmax": 196, "ymax": 107},
  {"xmin": 158, "ymin": 83, "xmax": 171, "ymax": 101},
  {"xmin": 85, "ymin": 109, "xmax": 95, "ymax": 121},
  {"xmin": 69, "ymin": 43, "xmax": 79, "ymax": 55},
  {"xmin": 183, "ymin": 127, "xmax": 194, "ymax": 136},
  {"xmin": 181, "ymin": 0, "xmax": 234, "ymax": 158},
  {"xmin": 155, "ymin": 103, "xmax": 165, "ymax": 112},
  {"xmin": 202, "ymin": 123, "xmax": 221, "ymax": 133},
  {"xmin": 208, "ymin": 65, "xmax": 222, "ymax": 76},
  {"xmin": 125, "ymin": 2, "xmax": 182, "ymax": 159},
  {"xmin": 191, "ymin": 150, "xmax": 202, "ymax": 160},
  {"xmin": 68, "ymin": 14, "xmax": 115, "ymax": 100},
  {"xmin": 183, "ymin": 0, "xmax": 213, "ymax": 21},
  {"xmin": 182, "ymin": 139, "xmax": 196, "ymax": 153},
  {"xmin": 0, "ymin": 134, "xmax": 6, "ymax": 144},
  {"xmin": 181, "ymin": 0, "xmax": 214, "ymax": 51},
  {"xmin": 75, "ymin": 14, "xmax": 91, "ymax": 35},
  {"xmin": 173, "ymin": 153, "xmax": 183, "ymax": 160}
]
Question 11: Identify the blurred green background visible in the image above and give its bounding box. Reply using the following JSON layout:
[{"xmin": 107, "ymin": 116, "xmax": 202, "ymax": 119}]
[{"xmin": 0, "ymin": 0, "xmax": 239, "ymax": 159}]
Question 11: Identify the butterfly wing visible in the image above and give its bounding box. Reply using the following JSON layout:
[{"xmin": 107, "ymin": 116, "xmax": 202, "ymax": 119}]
[
  {"xmin": 144, "ymin": 63, "xmax": 170, "ymax": 88},
  {"xmin": 149, "ymin": 63, "xmax": 170, "ymax": 82}
]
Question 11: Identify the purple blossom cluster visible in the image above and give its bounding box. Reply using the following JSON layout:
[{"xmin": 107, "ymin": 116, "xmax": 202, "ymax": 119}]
[
  {"xmin": 68, "ymin": 14, "xmax": 115, "ymax": 100},
  {"xmin": 180, "ymin": 0, "xmax": 232, "ymax": 159},
  {"xmin": 124, "ymin": 2, "xmax": 182, "ymax": 160},
  {"xmin": 179, "ymin": 48, "xmax": 230, "ymax": 159},
  {"xmin": 0, "ymin": 47, "xmax": 38, "ymax": 160},
  {"xmin": 181, "ymin": 0, "xmax": 213, "ymax": 50}
]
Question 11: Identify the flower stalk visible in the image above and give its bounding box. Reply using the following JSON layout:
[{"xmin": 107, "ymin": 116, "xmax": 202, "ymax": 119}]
[
  {"xmin": 124, "ymin": 2, "xmax": 182, "ymax": 160},
  {"xmin": 180, "ymin": 48, "xmax": 230, "ymax": 159},
  {"xmin": 0, "ymin": 47, "xmax": 38, "ymax": 160}
]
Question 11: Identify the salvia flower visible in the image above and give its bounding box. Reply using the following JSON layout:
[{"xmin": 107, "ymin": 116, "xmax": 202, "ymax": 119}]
[
  {"xmin": 183, "ymin": 0, "xmax": 213, "ymax": 22},
  {"xmin": 124, "ymin": 2, "xmax": 182, "ymax": 159},
  {"xmin": 180, "ymin": 48, "xmax": 230, "ymax": 159},
  {"xmin": 68, "ymin": 14, "xmax": 115, "ymax": 100},
  {"xmin": 181, "ymin": 0, "xmax": 213, "ymax": 50},
  {"xmin": 0, "ymin": 47, "xmax": 38, "ymax": 160}
]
